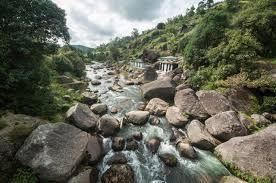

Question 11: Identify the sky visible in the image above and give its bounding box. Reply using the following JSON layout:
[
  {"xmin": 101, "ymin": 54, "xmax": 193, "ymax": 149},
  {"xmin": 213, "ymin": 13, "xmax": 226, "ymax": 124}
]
[{"xmin": 52, "ymin": 0, "xmax": 204, "ymax": 47}]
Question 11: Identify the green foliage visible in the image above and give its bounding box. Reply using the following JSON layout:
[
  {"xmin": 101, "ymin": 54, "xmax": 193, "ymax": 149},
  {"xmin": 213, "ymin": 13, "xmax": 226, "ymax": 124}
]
[
  {"xmin": 11, "ymin": 168, "xmax": 38, "ymax": 183},
  {"xmin": 261, "ymin": 96, "xmax": 276, "ymax": 113}
]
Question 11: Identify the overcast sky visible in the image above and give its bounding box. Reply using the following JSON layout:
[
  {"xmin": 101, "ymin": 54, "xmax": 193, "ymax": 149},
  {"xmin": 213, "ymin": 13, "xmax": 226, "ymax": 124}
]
[{"xmin": 52, "ymin": 0, "xmax": 204, "ymax": 47}]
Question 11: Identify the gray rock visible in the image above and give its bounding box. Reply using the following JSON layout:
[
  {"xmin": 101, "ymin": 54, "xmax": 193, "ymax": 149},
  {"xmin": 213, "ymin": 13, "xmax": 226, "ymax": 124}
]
[
  {"xmin": 90, "ymin": 104, "xmax": 108, "ymax": 115},
  {"xmin": 66, "ymin": 103, "xmax": 99, "ymax": 132},
  {"xmin": 101, "ymin": 164, "xmax": 134, "ymax": 183},
  {"xmin": 175, "ymin": 89, "xmax": 208, "ymax": 120},
  {"xmin": 144, "ymin": 66, "xmax": 158, "ymax": 82},
  {"xmin": 149, "ymin": 115, "xmax": 160, "ymax": 125},
  {"xmin": 176, "ymin": 83, "xmax": 190, "ymax": 91},
  {"xmin": 141, "ymin": 79, "xmax": 176, "ymax": 101},
  {"xmin": 159, "ymin": 153, "xmax": 178, "ymax": 167},
  {"xmin": 16, "ymin": 123, "xmax": 89, "ymax": 182},
  {"xmin": 262, "ymin": 112, "xmax": 276, "ymax": 123},
  {"xmin": 86, "ymin": 135, "xmax": 103, "ymax": 165},
  {"xmin": 145, "ymin": 98, "xmax": 169, "ymax": 116},
  {"xmin": 91, "ymin": 80, "xmax": 101, "ymax": 85},
  {"xmin": 215, "ymin": 124, "xmax": 276, "ymax": 181},
  {"xmin": 176, "ymin": 139, "xmax": 197, "ymax": 159},
  {"xmin": 251, "ymin": 114, "xmax": 271, "ymax": 127},
  {"xmin": 132, "ymin": 132, "xmax": 143, "ymax": 141},
  {"xmin": 196, "ymin": 90, "xmax": 233, "ymax": 116},
  {"xmin": 81, "ymin": 92, "xmax": 98, "ymax": 105},
  {"xmin": 137, "ymin": 102, "xmax": 147, "ymax": 111},
  {"xmin": 126, "ymin": 138, "xmax": 139, "ymax": 151},
  {"xmin": 187, "ymin": 120, "xmax": 221, "ymax": 150},
  {"xmin": 146, "ymin": 137, "xmax": 161, "ymax": 154},
  {"xmin": 68, "ymin": 168, "xmax": 99, "ymax": 183},
  {"xmin": 112, "ymin": 137, "xmax": 125, "ymax": 151},
  {"xmin": 205, "ymin": 111, "xmax": 248, "ymax": 141},
  {"xmin": 98, "ymin": 115, "xmax": 120, "ymax": 137},
  {"xmin": 166, "ymin": 106, "xmax": 189, "ymax": 127},
  {"xmin": 125, "ymin": 111, "xmax": 150, "ymax": 125},
  {"xmin": 107, "ymin": 153, "xmax": 128, "ymax": 165},
  {"xmin": 219, "ymin": 176, "xmax": 247, "ymax": 183},
  {"xmin": 110, "ymin": 106, "xmax": 118, "ymax": 114}
]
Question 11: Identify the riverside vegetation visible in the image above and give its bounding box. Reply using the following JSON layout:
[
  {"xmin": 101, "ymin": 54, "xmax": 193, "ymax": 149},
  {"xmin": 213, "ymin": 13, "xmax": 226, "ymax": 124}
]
[{"xmin": 0, "ymin": 0, "xmax": 275, "ymax": 183}]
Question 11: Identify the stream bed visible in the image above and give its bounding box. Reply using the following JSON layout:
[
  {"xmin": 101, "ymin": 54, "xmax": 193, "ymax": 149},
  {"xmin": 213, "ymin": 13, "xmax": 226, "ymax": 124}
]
[{"xmin": 86, "ymin": 63, "xmax": 230, "ymax": 183}]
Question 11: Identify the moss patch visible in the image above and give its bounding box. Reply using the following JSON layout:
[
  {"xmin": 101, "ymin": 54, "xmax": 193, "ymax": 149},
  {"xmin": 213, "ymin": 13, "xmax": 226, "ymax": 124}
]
[
  {"xmin": 215, "ymin": 152, "xmax": 272, "ymax": 183},
  {"xmin": 10, "ymin": 168, "xmax": 38, "ymax": 183}
]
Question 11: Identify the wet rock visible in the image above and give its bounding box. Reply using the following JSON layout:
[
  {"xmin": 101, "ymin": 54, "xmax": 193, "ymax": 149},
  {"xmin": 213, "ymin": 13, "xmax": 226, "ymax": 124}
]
[
  {"xmin": 91, "ymin": 80, "xmax": 101, "ymax": 86},
  {"xmin": 149, "ymin": 115, "xmax": 160, "ymax": 125},
  {"xmin": 0, "ymin": 113, "xmax": 47, "ymax": 181},
  {"xmin": 215, "ymin": 124, "xmax": 276, "ymax": 181},
  {"xmin": 109, "ymin": 82, "xmax": 123, "ymax": 92},
  {"xmin": 112, "ymin": 137, "xmax": 125, "ymax": 151},
  {"xmin": 142, "ymin": 49, "xmax": 160, "ymax": 63},
  {"xmin": 196, "ymin": 90, "xmax": 233, "ymax": 116},
  {"xmin": 141, "ymin": 79, "xmax": 176, "ymax": 101},
  {"xmin": 85, "ymin": 135, "xmax": 103, "ymax": 165},
  {"xmin": 176, "ymin": 139, "xmax": 197, "ymax": 159},
  {"xmin": 132, "ymin": 132, "xmax": 143, "ymax": 141},
  {"xmin": 145, "ymin": 98, "xmax": 169, "ymax": 116},
  {"xmin": 68, "ymin": 168, "xmax": 99, "ymax": 183},
  {"xmin": 107, "ymin": 153, "xmax": 128, "ymax": 165},
  {"xmin": 66, "ymin": 103, "xmax": 99, "ymax": 132},
  {"xmin": 107, "ymin": 71, "xmax": 116, "ymax": 75},
  {"xmin": 95, "ymin": 75, "xmax": 102, "ymax": 80},
  {"xmin": 144, "ymin": 66, "xmax": 158, "ymax": 82},
  {"xmin": 81, "ymin": 92, "xmax": 98, "ymax": 105},
  {"xmin": 16, "ymin": 123, "xmax": 89, "ymax": 182},
  {"xmin": 219, "ymin": 176, "xmax": 247, "ymax": 183},
  {"xmin": 159, "ymin": 153, "xmax": 178, "ymax": 167},
  {"xmin": 176, "ymin": 83, "xmax": 190, "ymax": 91},
  {"xmin": 187, "ymin": 120, "xmax": 221, "ymax": 150},
  {"xmin": 137, "ymin": 102, "xmax": 147, "ymax": 111},
  {"xmin": 110, "ymin": 106, "xmax": 119, "ymax": 114},
  {"xmin": 175, "ymin": 89, "xmax": 209, "ymax": 120},
  {"xmin": 166, "ymin": 106, "xmax": 189, "ymax": 127},
  {"xmin": 125, "ymin": 111, "xmax": 150, "ymax": 125},
  {"xmin": 98, "ymin": 115, "xmax": 120, "ymax": 137},
  {"xmin": 205, "ymin": 111, "xmax": 248, "ymax": 141},
  {"xmin": 90, "ymin": 103, "xmax": 108, "ymax": 115},
  {"xmin": 126, "ymin": 138, "xmax": 139, "ymax": 151},
  {"xmin": 101, "ymin": 164, "xmax": 134, "ymax": 183},
  {"xmin": 125, "ymin": 80, "xmax": 135, "ymax": 85},
  {"xmin": 172, "ymin": 74, "xmax": 181, "ymax": 83},
  {"xmin": 251, "ymin": 114, "xmax": 271, "ymax": 127},
  {"xmin": 146, "ymin": 137, "xmax": 161, "ymax": 154}
]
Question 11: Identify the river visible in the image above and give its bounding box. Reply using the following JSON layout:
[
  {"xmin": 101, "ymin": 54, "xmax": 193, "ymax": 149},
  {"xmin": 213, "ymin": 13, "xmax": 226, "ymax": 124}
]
[{"xmin": 86, "ymin": 63, "xmax": 230, "ymax": 183}]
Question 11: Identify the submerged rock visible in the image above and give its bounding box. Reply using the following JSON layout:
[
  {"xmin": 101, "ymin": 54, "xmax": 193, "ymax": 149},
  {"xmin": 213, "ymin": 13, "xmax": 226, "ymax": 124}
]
[
  {"xmin": 205, "ymin": 111, "xmax": 248, "ymax": 141},
  {"xmin": 146, "ymin": 137, "xmax": 161, "ymax": 154},
  {"xmin": 159, "ymin": 153, "xmax": 178, "ymax": 167},
  {"xmin": 107, "ymin": 153, "xmax": 128, "ymax": 165},
  {"xmin": 132, "ymin": 132, "xmax": 143, "ymax": 141},
  {"xmin": 101, "ymin": 164, "xmax": 134, "ymax": 183},
  {"xmin": 166, "ymin": 106, "xmax": 189, "ymax": 127},
  {"xmin": 175, "ymin": 89, "xmax": 208, "ymax": 120},
  {"xmin": 90, "ymin": 103, "xmax": 108, "ymax": 115},
  {"xmin": 66, "ymin": 103, "xmax": 99, "ymax": 132},
  {"xmin": 215, "ymin": 124, "xmax": 276, "ymax": 181},
  {"xmin": 126, "ymin": 138, "xmax": 139, "ymax": 151},
  {"xmin": 141, "ymin": 79, "xmax": 176, "ymax": 101},
  {"xmin": 145, "ymin": 98, "xmax": 169, "ymax": 116},
  {"xmin": 187, "ymin": 120, "xmax": 221, "ymax": 150},
  {"xmin": 112, "ymin": 137, "xmax": 125, "ymax": 151},
  {"xmin": 16, "ymin": 123, "xmax": 89, "ymax": 182},
  {"xmin": 91, "ymin": 80, "xmax": 101, "ymax": 86},
  {"xmin": 98, "ymin": 115, "xmax": 120, "ymax": 137},
  {"xmin": 196, "ymin": 90, "xmax": 233, "ymax": 116},
  {"xmin": 125, "ymin": 111, "xmax": 150, "ymax": 125},
  {"xmin": 149, "ymin": 115, "xmax": 160, "ymax": 125}
]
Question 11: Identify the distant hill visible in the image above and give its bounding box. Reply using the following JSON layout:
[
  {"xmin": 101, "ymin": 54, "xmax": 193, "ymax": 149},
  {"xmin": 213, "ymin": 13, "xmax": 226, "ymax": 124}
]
[{"xmin": 71, "ymin": 45, "xmax": 91, "ymax": 54}]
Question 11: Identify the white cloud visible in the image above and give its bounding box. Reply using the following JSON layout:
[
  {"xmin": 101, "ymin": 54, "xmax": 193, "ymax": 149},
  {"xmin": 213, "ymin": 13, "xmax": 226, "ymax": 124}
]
[{"xmin": 52, "ymin": 0, "xmax": 205, "ymax": 47}]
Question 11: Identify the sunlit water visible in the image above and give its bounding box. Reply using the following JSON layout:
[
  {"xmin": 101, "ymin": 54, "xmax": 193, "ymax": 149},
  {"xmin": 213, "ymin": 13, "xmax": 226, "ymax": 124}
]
[{"xmin": 86, "ymin": 63, "xmax": 230, "ymax": 183}]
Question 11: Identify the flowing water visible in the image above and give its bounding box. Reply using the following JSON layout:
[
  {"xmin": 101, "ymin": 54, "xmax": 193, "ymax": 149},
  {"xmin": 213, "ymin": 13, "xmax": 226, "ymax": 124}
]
[{"xmin": 86, "ymin": 63, "xmax": 230, "ymax": 183}]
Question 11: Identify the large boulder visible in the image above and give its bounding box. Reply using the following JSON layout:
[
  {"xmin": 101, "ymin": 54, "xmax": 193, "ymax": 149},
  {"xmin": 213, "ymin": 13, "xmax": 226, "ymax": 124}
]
[
  {"xmin": 166, "ymin": 106, "xmax": 189, "ymax": 127},
  {"xmin": 176, "ymin": 139, "xmax": 197, "ymax": 159},
  {"xmin": 215, "ymin": 124, "xmax": 276, "ymax": 181},
  {"xmin": 205, "ymin": 111, "xmax": 248, "ymax": 141},
  {"xmin": 90, "ymin": 104, "xmax": 108, "ymax": 115},
  {"xmin": 175, "ymin": 89, "xmax": 208, "ymax": 120},
  {"xmin": 159, "ymin": 153, "xmax": 178, "ymax": 167},
  {"xmin": 66, "ymin": 103, "xmax": 99, "ymax": 132},
  {"xmin": 141, "ymin": 79, "xmax": 176, "ymax": 101},
  {"xmin": 125, "ymin": 111, "xmax": 150, "ymax": 125},
  {"xmin": 196, "ymin": 90, "xmax": 233, "ymax": 116},
  {"xmin": 97, "ymin": 115, "xmax": 120, "ymax": 137},
  {"xmin": 144, "ymin": 66, "xmax": 158, "ymax": 82},
  {"xmin": 142, "ymin": 49, "xmax": 159, "ymax": 63},
  {"xmin": 68, "ymin": 168, "xmax": 99, "ymax": 183},
  {"xmin": 101, "ymin": 164, "xmax": 134, "ymax": 183},
  {"xmin": 126, "ymin": 138, "xmax": 139, "ymax": 151},
  {"xmin": 187, "ymin": 120, "xmax": 221, "ymax": 150},
  {"xmin": 0, "ymin": 113, "xmax": 47, "ymax": 182},
  {"xmin": 145, "ymin": 98, "xmax": 169, "ymax": 116},
  {"xmin": 16, "ymin": 123, "xmax": 89, "ymax": 182},
  {"xmin": 107, "ymin": 153, "xmax": 128, "ymax": 165},
  {"xmin": 85, "ymin": 135, "xmax": 103, "ymax": 165},
  {"xmin": 146, "ymin": 137, "xmax": 161, "ymax": 154},
  {"xmin": 81, "ymin": 92, "xmax": 98, "ymax": 106},
  {"xmin": 112, "ymin": 137, "xmax": 125, "ymax": 151}
]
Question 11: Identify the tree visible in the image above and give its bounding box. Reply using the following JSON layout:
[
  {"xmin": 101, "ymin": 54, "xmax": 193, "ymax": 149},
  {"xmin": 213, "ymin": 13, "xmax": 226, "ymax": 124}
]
[
  {"xmin": 206, "ymin": 0, "xmax": 214, "ymax": 8},
  {"xmin": 157, "ymin": 23, "xmax": 166, "ymax": 29},
  {"xmin": 131, "ymin": 28, "xmax": 139, "ymax": 38},
  {"xmin": 196, "ymin": 1, "xmax": 206, "ymax": 15},
  {"xmin": 0, "ymin": 0, "xmax": 69, "ymax": 116},
  {"xmin": 187, "ymin": 5, "xmax": 195, "ymax": 16}
]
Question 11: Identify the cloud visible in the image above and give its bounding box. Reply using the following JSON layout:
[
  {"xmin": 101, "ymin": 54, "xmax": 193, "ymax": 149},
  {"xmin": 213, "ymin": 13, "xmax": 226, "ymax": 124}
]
[{"xmin": 52, "ymin": 0, "xmax": 207, "ymax": 47}]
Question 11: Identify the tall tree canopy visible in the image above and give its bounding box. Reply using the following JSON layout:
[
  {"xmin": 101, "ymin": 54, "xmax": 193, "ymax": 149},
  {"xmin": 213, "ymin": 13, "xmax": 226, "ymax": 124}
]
[{"xmin": 0, "ymin": 0, "xmax": 70, "ymax": 115}]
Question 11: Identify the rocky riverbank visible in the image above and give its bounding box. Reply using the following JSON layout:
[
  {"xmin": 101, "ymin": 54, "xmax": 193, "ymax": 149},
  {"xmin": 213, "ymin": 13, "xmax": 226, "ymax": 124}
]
[{"xmin": 0, "ymin": 62, "xmax": 275, "ymax": 183}]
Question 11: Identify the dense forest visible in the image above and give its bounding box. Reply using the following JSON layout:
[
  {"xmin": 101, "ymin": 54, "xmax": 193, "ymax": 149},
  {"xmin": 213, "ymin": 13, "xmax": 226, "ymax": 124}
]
[{"xmin": 89, "ymin": 0, "xmax": 276, "ymax": 91}]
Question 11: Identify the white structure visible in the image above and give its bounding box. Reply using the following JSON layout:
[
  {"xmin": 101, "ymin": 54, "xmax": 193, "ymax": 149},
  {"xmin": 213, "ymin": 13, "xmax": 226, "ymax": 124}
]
[
  {"xmin": 130, "ymin": 59, "xmax": 148, "ymax": 69},
  {"xmin": 157, "ymin": 56, "xmax": 181, "ymax": 72}
]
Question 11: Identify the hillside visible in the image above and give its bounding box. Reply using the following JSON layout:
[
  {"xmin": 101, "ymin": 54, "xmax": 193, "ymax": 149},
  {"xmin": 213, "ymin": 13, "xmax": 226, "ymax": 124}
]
[
  {"xmin": 89, "ymin": 0, "xmax": 276, "ymax": 90},
  {"xmin": 71, "ymin": 45, "xmax": 91, "ymax": 54}
]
